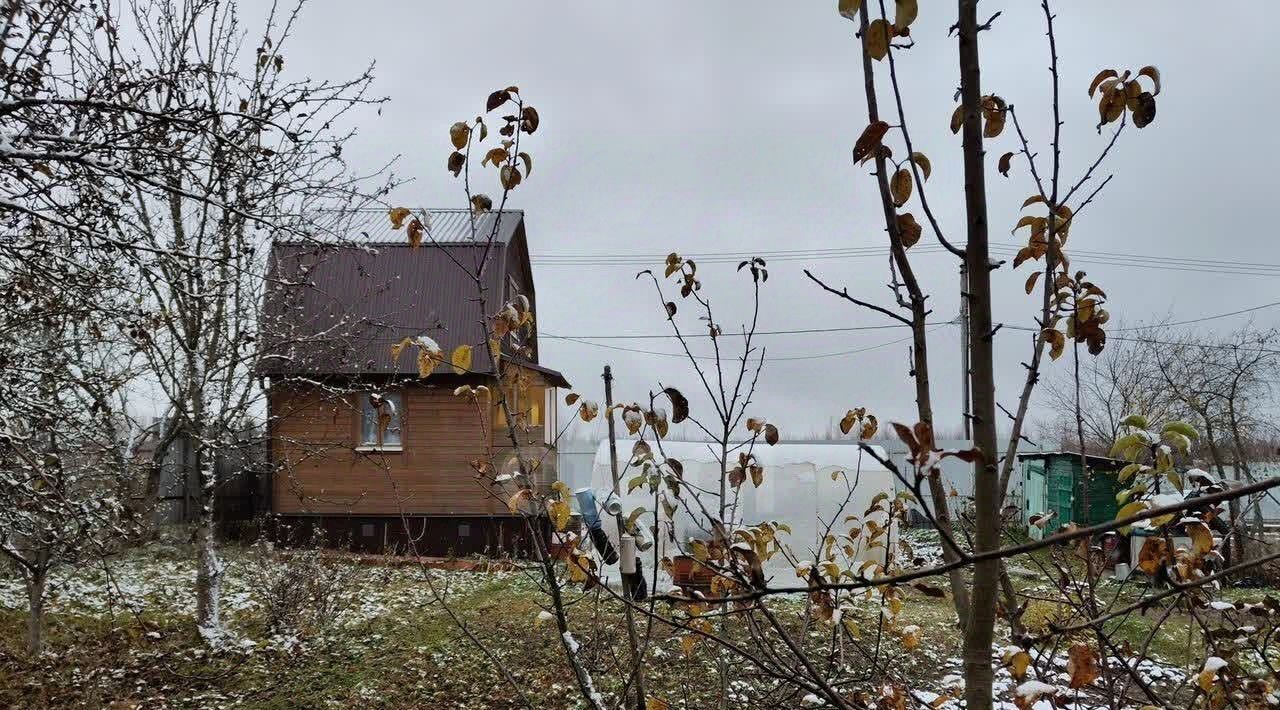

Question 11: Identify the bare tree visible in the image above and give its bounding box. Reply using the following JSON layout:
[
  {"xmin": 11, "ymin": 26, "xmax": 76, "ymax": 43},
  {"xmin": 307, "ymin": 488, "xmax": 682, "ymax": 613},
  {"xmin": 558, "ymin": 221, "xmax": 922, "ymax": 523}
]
[
  {"xmin": 0, "ymin": 0, "xmax": 392, "ymax": 644},
  {"xmin": 0, "ymin": 231, "xmax": 144, "ymax": 654},
  {"xmin": 1041, "ymin": 328, "xmax": 1185, "ymax": 453}
]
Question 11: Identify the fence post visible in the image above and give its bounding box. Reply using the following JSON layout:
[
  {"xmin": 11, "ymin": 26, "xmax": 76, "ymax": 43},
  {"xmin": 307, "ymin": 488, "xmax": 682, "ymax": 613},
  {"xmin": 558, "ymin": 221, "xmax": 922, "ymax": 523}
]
[{"xmin": 603, "ymin": 365, "xmax": 648, "ymax": 710}]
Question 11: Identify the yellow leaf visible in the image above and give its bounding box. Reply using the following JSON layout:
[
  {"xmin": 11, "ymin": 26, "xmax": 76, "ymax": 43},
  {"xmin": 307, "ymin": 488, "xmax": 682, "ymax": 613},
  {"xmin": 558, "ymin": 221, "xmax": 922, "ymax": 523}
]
[
  {"xmin": 406, "ymin": 218, "xmax": 424, "ymax": 248},
  {"xmin": 896, "ymin": 213, "xmax": 922, "ymax": 249},
  {"xmin": 1099, "ymin": 87, "xmax": 1126, "ymax": 125},
  {"xmin": 1022, "ymin": 194, "xmax": 1046, "ymax": 209},
  {"xmin": 866, "ymin": 19, "xmax": 892, "ymax": 61},
  {"xmin": 837, "ymin": 0, "xmax": 862, "ymax": 21},
  {"xmin": 1137, "ymin": 537, "xmax": 1168, "ymax": 575},
  {"xmin": 1008, "ymin": 649, "xmax": 1031, "ymax": 680},
  {"xmin": 887, "ymin": 595, "xmax": 903, "ymax": 617},
  {"xmin": 483, "ymin": 147, "xmax": 507, "ymax": 167},
  {"xmin": 998, "ymin": 151, "xmax": 1014, "ymax": 177},
  {"xmin": 1138, "ymin": 65, "xmax": 1161, "ymax": 96},
  {"xmin": 901, "ymin": 625, "xmax": 922, "ymax": 650},
  {"xmin": 646, "ymin": 699, "xmax": 671, "ymax": 710},
  {"xmin": 1163, "ymin": 421, "xmax": 1200, "ymax": 441},
  {"xmin": 1186, "ymin": 522, "xmax": 1213, "ymax": 556},
  {"xmin": 839, "ymin": 409, "xmax": 862, "ymax": 435},
  {"xmin": 860, "ymin": 415, "xmax": 878, "ymax": 440},
  {"xmin": 449, "ymin": 121, "xmax": 470, "ymax": 150},
  {"xmin": 909, "ymin": 152, "xmax": 931, "ymax": 180},
  {"xmin": 1012, "ymin": 215, "xmax": 1040, "ymax": 233},
  {"xmin": 949, "ymin": 105, "xmax": 964, "ymax": 134},
  {"xmin": 567, "ymin": 553, "xmax": 590, "ymax": 583},
  {"xmin": 852, "ymin": 121, "xmax": 890, "ymax": 163},
  {"xmin": 983, "ymin": 112, "xmax": 1005, "ymax": 138},
  {"xmin": 1117, "ymin": 463, "xmax": 1144, "ymax": 483},
  {"xmin": 388, "ymin": 207, "xmax": 411, "ymax": 230},
  {"xmin": 548, "ymin": 500, "xmax": 571, "ymax": 531},
  {"xmin": 507, "ymin": 488, "xmax": 530, "ymax": 513},
  {"xmin": 893, "ymin": 0, "xmax": 918, "ymax": 29},
  {"xmin": 842, "ymin": 617, "xmax": 861, "ymax": 639},
  {"xmin": 681, "ymin": 634, "xmax": 698, "ymax": 656},
  {"xmin": 890, "ymin": 168, "xmax": 913, "ymax": 207},
  {"xmin": 450, "ymin": 344, "xmax": 473, "ymax": 375},
  {"xmin": 389, "ymin": 336, "xmax": 414, "ymax": 362},
  {"xmin": 416, "ymin": 349, "xmax": 437, "ymax": 378},
  {"xmin": 1067, "ymin": 642, "xmax": 1100, "ymax": 688},
  {"xmin": 1044, "ymin": 328, "xmax": 1065, "ymax": 360},
  {"xmin": 1024, "ymin": 271, "xmax": 1041, "ymax": 295},
  {"xmin": 1088, "ymin": 69, "xmax": 1119, "ymax": 97}
]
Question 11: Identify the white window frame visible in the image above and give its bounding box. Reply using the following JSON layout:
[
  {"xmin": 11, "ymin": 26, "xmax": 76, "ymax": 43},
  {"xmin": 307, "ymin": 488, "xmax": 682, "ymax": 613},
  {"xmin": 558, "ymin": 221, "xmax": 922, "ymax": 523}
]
[{"xmin": 357, "ymin": 391, "xmax": 403, "ymax": 451}]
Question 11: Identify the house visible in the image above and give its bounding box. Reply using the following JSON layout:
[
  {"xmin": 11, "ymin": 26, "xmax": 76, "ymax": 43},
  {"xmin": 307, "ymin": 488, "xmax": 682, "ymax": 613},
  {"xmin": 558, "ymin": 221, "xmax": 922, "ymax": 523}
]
[
  {"xmin": 256, "ymin": 209, "xmax": 570, "ymax": 556},
  {"xmin": 1020, "ymin": 451, "xmax": 1126, "ymax": 534}
]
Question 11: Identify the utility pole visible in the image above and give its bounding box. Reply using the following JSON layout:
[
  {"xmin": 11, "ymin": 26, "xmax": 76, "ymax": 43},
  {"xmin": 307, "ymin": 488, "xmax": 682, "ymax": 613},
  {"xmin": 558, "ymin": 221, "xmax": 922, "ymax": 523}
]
[
  {"xmin": 602, "ymin": 365, "xmax": 647, "ymax": 710},
  {"xmin": 960, "ymin": 263, "xmax": 972, "ymax": 441}
]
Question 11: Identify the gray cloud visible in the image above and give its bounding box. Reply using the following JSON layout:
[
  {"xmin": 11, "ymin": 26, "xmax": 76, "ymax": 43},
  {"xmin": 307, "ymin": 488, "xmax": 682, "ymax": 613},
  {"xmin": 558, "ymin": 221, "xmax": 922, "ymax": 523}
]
[{"xmin": 279, "ymin": 1, "xmax": 1280, "ymax": 439}]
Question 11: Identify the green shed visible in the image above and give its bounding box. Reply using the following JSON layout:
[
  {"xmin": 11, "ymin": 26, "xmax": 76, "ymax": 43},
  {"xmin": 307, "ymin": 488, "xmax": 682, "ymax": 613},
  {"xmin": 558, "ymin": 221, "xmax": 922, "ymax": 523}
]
[{"xmin": 1020, "ymin": 452, "xmax": 1127, "ymax": 529}]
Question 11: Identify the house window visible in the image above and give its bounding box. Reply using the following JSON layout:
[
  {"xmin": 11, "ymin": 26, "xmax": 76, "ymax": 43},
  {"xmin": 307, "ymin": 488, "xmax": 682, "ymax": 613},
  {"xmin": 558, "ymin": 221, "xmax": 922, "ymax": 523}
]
[{"xmin": 359, "ymin": 391, "xmax": 403, "ymax": 449}]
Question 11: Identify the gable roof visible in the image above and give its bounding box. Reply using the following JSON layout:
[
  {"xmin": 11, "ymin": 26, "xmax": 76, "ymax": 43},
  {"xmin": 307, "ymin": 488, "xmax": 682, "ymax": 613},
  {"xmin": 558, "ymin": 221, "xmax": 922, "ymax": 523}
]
[
  {"xmin": 347, "ymin": 207, "xmax": 524, "ymax": 244},
  {"xmin": 257, "ymin": 209, "xmax": 566, "ymax": 386}
]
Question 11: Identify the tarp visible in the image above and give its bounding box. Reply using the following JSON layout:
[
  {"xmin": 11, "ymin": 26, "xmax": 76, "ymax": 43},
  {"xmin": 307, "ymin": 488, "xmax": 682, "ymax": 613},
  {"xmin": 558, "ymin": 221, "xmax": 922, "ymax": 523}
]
[{"xmin": 583, "ymin": 439, "xmax": 897, "ymax": 585}]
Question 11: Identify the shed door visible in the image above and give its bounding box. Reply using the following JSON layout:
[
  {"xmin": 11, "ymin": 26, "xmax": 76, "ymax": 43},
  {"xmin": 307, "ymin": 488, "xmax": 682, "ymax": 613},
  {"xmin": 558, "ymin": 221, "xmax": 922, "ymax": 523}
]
[
  {"xmin": 1046, "ymin": 459, "xmax": 1075, "ymax": 527},
  {"xmin": 1023, "ymin": 460, "xmax": 1048, "ymax": 527}
]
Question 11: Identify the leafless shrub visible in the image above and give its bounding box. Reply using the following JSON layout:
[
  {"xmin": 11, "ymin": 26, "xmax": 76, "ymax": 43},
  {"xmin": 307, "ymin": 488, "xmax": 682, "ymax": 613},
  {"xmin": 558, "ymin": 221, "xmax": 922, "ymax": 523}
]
[{"xmin": 243, "ymin": 535, "xmax": 364, "ymax": 637}]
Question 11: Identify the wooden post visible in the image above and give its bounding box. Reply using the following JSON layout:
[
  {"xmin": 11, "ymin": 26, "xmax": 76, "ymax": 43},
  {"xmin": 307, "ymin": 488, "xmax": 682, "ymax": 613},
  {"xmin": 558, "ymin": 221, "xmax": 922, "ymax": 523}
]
[{"xmin": 603, "ymin": 365, "xmax": 647, "ymax": 710}]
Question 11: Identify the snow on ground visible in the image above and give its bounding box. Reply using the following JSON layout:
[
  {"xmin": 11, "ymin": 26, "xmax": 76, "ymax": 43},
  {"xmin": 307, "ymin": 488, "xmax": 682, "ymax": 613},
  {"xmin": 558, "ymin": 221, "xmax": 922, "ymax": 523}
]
[{"xmin": 0, "ymin": 544, "xmax": 518, "ymax": 629}]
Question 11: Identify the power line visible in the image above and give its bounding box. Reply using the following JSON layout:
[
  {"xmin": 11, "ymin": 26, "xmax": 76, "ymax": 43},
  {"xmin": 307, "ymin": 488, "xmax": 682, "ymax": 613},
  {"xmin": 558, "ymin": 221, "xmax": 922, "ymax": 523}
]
[
  {"xmin": 530, "ymin": 244, "xmax": 1280, "ymax": 277},
  {"xmin": 1110, "ymin": 301, "xmax": 1280, "ymax": 331},
  {"xmin": 543, "ymin": 328, "xmax": 938, "ymax": 362},
  {"xmin": 542, "ymin": 301, "xmax": 1280, "ymax": 342},
  {"xmin": 1003, "ymin": 325, "xmax": 1280, "ymax": 356},
  {"xmin": 541, "ymin": 320, "xmax": 941, "ymax": 340}
]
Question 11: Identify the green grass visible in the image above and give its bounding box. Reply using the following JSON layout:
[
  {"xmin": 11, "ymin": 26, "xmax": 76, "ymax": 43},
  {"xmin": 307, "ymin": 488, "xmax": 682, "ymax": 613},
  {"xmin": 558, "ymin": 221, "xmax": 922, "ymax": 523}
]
[{"xmin": 3, "ymin": 539, "xmax": 1270, "ymax": 708}]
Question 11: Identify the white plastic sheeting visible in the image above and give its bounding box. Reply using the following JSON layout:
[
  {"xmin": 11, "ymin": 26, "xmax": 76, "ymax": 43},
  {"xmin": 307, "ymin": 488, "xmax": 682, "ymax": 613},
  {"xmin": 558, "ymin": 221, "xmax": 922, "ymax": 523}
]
[{"xmin": 585, "ymin": 439, "xmax": 897, "ymax": 583}]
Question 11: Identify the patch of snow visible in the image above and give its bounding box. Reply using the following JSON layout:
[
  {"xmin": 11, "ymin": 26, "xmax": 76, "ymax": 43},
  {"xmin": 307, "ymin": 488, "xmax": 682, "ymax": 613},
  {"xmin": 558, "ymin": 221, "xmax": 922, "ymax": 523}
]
[
  {"xmin": 1203, "ymin": 656, "xmax": 1228, "ymax": 673},
  {"xmin": 1016, "ymin": 680, "xmax": 1058, "ymax": 698}
]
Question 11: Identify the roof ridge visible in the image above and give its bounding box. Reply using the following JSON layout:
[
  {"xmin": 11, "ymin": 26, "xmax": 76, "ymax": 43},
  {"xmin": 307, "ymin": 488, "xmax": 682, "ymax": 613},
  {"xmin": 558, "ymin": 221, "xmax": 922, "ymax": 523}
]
[
  {"xmin": 271, "ymin": 240, "xmax": 507, "ymax": 248},
  {"xmin": 345, "ymin": 207, "xmax": 524, "ymax": 214}
]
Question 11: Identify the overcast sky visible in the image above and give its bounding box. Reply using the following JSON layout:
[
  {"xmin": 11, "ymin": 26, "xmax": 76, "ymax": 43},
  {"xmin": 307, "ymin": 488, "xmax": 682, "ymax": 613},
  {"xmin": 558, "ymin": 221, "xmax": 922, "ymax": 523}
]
[{"xmin": 276, "ymin": 1, "xmax": 1280, "ymax": 441}]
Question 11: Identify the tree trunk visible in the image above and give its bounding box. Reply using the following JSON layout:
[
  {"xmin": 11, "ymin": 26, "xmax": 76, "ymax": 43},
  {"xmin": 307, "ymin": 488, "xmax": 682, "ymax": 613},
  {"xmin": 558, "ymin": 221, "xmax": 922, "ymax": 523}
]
[
  {"xmin": 602, "ymin": 366, "xmax": 647, "ymax": 710},
  {"xmin": 25, "ymin": 568, "xmax": 47, "ymax": 656},
  {"xmin": 194, "ymin": 450, "xmax": 224, "ymax": 644},
  {"xmin": 1226, "ymin": 399, "xmax": 1265, "ymax": 547},
  {"xmin": 957, "ymin": 1, "xmax": 1000, "ymax": 706},
  {"xmin": 1199, "ymin": 413, "xmax": 1246, "ymax": 563},
  {"xmin": 854, "ymin": 1, "xmax": 971, "ymax": 625}
]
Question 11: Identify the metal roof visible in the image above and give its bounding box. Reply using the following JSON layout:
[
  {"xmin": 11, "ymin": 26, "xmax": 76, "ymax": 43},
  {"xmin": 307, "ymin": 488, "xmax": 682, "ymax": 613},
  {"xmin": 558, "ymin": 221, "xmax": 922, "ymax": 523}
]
[
  {"xmin": 1017, "ymin": 451, "xmax": 1126, "ymax": 468},
  {"xmin": 346, "ymin": 208, "xmax": 523, "ymax": 244},
  {"xmin": 256, "ymin": 210, "xmax": 565, "ymax": 388}
]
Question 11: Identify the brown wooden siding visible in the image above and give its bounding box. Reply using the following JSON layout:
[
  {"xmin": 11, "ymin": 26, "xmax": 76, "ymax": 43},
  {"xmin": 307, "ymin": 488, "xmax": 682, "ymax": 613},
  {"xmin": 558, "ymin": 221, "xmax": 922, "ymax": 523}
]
[
  {"xmin": 271, "ymin": 380, "xmax": 499, "ymax": 515},
  {"xmin": 270, "ymin": 376, "xmax": 558, "ymax": 516}
]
